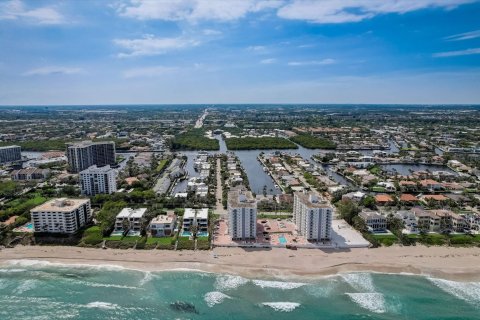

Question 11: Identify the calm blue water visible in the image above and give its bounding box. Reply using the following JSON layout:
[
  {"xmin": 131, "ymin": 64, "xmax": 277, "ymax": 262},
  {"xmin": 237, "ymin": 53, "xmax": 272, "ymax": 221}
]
[{"xmin": 1, "ymin": 262, "xmax": 479, "ymax": 319}]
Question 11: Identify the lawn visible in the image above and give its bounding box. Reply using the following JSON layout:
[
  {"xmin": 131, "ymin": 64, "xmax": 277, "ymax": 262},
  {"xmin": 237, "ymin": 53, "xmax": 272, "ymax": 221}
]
[
  {"xmin": 196, "ymin": 236, "xmax": 210, "ymax": 250},
  {"xmin": 176, "ymin": 236, "xmax": 195, "ymax": 250},
  {"xmin": 372, "ymin": 234, "xmax": 398, "ymax": 246},
  {"xmin": 156, "ymin": 159, "xmax": 169, "ymax": 173}
]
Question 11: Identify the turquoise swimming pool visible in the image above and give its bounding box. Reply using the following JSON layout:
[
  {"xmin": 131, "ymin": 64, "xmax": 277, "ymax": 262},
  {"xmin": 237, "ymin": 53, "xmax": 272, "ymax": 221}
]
[{"xmin": 278, "ymin": 235, "xmax": 287, "ymax": 244}]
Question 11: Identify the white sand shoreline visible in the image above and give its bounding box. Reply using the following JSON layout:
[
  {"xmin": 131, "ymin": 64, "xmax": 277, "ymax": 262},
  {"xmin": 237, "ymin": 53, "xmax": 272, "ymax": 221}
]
[{"xmin": 2, "ymin": 245, "xmax": 480, "ymax": 282}]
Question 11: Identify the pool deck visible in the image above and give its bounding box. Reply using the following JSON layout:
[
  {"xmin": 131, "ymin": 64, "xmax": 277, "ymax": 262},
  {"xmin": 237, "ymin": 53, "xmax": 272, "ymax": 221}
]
[{"xmin": 213, "ymin": 218, "xmax": 370, "ymax": 249}]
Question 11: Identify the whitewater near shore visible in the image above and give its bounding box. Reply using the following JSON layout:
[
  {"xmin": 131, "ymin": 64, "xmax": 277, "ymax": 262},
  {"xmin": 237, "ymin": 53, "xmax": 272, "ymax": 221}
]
[{"xmin": 1, "ymin": 245, "xmax": 480, "ymax": 281}]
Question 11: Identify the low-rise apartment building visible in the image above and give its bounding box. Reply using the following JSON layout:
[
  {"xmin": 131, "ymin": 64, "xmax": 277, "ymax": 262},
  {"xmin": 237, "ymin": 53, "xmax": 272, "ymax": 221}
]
[
  {"xmin": 11, "ymin": 167, "xmax": 50, "ymax": 181},
  {"xmin": 114, "ymin": 208, "xmax": 147, "ymax": 235},
  {"xmin": 182, "ymin": 208, "xmax": 209, "ymax": 236}
]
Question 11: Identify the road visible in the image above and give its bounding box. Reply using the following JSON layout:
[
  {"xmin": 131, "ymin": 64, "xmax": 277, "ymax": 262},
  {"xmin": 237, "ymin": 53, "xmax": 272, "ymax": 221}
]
[
  {"xmin": 215, "ymin": 157, "xmax": 227, "ymax": 217},
  {"xmin": 194, "ymin": 109, "xmax": 208, "ymax": 128}
]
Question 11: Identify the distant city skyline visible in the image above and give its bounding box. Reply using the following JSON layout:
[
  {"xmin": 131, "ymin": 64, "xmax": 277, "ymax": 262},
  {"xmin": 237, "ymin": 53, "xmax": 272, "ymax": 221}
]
[{"xmin": 1, "ymin": 0, "xmax": 479, "ymax": 105}]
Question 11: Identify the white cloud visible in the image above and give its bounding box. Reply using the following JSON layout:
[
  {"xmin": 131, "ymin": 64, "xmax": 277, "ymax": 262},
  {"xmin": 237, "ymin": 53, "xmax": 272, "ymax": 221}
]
[
  {"xmin": 445, "ymin": 29, "xmax": 480, "ymax": 41},
  {"xmin": 114, "ymin": 34, "xmax": 200, "ymax": 57},
  {"xmin": 123, "ymin": 66, "xmax": 179, "ymax": 78},
  {"xmin": 0, "ymin": 0, "xmax": 66, "ymax": 25},
  {"xmin": 288, "ymin": 59, "xmax": 335, "ymax": 66},
  {"xmin": 203, "ymin": 29, "xmax": 222, "ymax": 36},
  {"xmin": 260, "ymin": 58, "xmax": 277, "ymax": 64},
  {"xmin": 433, "ymin": 47, "xmax": 480, "ymax": 57},
  {"xmin": 247, "ymin": 45, "xmax": 268, "ymax": 54},
  {"xmin": 23, "ymin": 66, "xmax": 85, "ymax": 76},
  {"xmin": 277, "ymin": 0, "xmax": 475, "ymax": 24},
  {"xmin": 117, "ymin": 0, "xmax": 282, "ymax": 22}
]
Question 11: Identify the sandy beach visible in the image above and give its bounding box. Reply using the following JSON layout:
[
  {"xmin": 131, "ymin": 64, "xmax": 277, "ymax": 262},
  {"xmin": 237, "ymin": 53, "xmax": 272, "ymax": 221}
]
[{"xmin": 2, "ymin": 245, "xmax": 480, "ymax": 281}]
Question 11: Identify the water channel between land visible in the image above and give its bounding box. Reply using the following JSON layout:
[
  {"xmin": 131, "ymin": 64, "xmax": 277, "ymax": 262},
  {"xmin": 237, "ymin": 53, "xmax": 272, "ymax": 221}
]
[{"xmin": 21, "ymin": 136, "xmax": 452, "ymax": 196}]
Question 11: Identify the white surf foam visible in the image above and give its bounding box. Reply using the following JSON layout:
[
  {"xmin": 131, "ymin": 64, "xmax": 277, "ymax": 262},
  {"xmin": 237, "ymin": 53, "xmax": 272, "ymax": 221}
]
[
  {"xmin": 0, "ymin": 268, "xmax": 27, "ymax": 273},
  {"xmin": 204, "ymin": 291, "xmax": 231, "ymax": 307},
  {"xmin": 341, "ymin": 273, "xmax": 376, "ymax": 292},
  {"xmin": 252, "ymin": 279, "xmax": 306, "ymax": 290},
  {"xmin": 429, "ymin": 278, "xmax": 480, "ymax": 305},
  {"xmin": 139, "ymin": 271, "xmax": 155, "ymax": 286},
  {"xmin": 13, "ymin": 279, "xmax": 38, "ymax": 294},
  {"xmin": 214, "ymin": 274, "xmax": 249, "ymax": 291},
  {"xmin": 262, "ymin": 302, "xmax": 300, "ymax": 312},
  {"xmin": 346, "ymin": 292, "xmax": 386, "ymax": 313},
  {"xmin": 85, "ymin": 301, "xmax": 119, "ymax": 310},
  {"xmin": 7, "ymin": 259, "xmax": 126, "ymax": 272}
]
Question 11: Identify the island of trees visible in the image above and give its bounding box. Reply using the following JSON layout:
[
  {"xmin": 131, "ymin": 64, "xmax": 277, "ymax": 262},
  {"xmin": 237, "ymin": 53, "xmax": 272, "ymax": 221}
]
[
  {"xmin": 225, "ymin": 137, "xmax": 298, "ymax": 150},
  {"xmin": 171, "ymin": 130, "xmax": 220, "ymax": 151},
  {"xmin": 290, "ymin": 134, "xmax": 336, "ymax": 149}
]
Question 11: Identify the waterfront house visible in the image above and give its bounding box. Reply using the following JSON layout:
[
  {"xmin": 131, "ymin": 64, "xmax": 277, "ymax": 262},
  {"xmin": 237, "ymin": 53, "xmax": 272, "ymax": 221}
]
[
  {"xmin": 399, "ymin": 194, "xmax": 419, "ymax": 204},
  {"xmin": 394, "ymin": 210, "xmax": 417, "ymax": 232},
  {"xmin": 375, "ymin": 194, "xmax": 394, "ymax": 205},
  {"xmin": 149, "ymin": 214, "xmax": 176, "ymax": 237},
  {"xmin": 359, "ymin": 211, "xmax": 387, "ymax": 232}
]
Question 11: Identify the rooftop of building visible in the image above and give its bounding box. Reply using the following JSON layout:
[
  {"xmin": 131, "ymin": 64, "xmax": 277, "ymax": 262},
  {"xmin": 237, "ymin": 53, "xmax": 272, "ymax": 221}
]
[
  {"xmin": 116, "ymin": 208, "xmax": 147, "ymax": 219},
  {"xmin": 150, "ymin": 214, "xmax": 176, "ymax": 224},
  {"xmin": 0, "ymin": 145, "xmax": 20, "ymax": 149},
  {"xmin": 79, "ymin": 165, "xmax": 115, "ymax": 173},
  {"xmin": 359, "ymin": 211, "xmax": 385, "ymax": 220},
  {"xmin": 67, "ymin": 140, "xmax": 114, "ymax": 147},
  {"xmin": 31, "ymin": 198, "xmax": 90, "ymax": 213},
  {"xmin": 228, "ymin": 190, "xmax": 256, "ymax": 208},
  {"xmin": 294, "ymin": 191, "xmax": 332, "ymax": 208},
  {"xmin": 184, "ymin": 208, "xmax": 208, "ymax": 220}
]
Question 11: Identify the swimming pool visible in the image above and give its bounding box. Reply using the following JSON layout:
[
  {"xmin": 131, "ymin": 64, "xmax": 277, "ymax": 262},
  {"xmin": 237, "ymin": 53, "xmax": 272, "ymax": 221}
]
[
  {"xmin": 278, "ymin": 235, "xmax": 287, "ymax": 244},
  {"xmin": 25, "ymin": 223, "xmax": 33, "ymax": 230}
]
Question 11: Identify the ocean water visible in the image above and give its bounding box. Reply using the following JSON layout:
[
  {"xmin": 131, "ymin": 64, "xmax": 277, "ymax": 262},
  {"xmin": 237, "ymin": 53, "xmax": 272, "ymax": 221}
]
[{"xmin": 0, "ymin": 261, "xmax": 479, "ymax": 320}]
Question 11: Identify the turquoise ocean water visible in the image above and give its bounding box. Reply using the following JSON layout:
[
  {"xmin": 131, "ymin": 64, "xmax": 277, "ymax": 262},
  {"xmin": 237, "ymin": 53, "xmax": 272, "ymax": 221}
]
[{"xmin": 0, "ymin": 260, "xmax": 479, "ymax": 319}]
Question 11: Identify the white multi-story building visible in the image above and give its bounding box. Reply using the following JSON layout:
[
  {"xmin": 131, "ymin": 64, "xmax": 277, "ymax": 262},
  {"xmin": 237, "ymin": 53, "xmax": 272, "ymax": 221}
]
[
  {"xmin": 149, "ymin": 214, "xmax": 177, "ymax": 237},
  {"xmin": 228, "ymin": 190, "xmax": 257, "ymax": 240},
  {"xmin": 293, "ymin": 192, "xmax": 333, "ymax": 241},
  {"xmin": 182, "ymin": 208, "xmax": 209, "ymax": 236},
  {"xmin": 114, "ymin": 208, "xmax": 147, "ymax": 235},
  {"xmin": 66, "ymin": 141, "xmax": 116, "ymax": 173},
  {"xmin": 79, "ymin": 165, "xmax": 117, "ymax": 196},
  {"xmin": 0, "ymin": 145, "xmax": 21, "ymax": 164},
  {"xmin": 30, "ymin": 198, "xmax": 91, "ymax": 234}
]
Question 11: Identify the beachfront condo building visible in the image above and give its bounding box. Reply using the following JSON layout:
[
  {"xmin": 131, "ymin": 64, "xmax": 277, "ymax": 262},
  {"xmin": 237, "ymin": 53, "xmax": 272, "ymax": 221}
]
[
  {"xmin": 31, "ymin": 198, "xmax": 92, "ymax": 234},
  {"xmin": 228, "ymin": 190, "xmax": 257, "ymax": 240},
  {"xmin": 66, "ymin": 141, "xmax": 116, "ymax": 173},
  {"xmin": 114, "ymin": 208, "xmax": 147, "ymax": 236},
  {"xmin": 182, "ymin": 208, "xmax": 209, "ymax": 236},
  {"xmin": 293, "ymin": 192, "xmax": 333, "ymax": 241},
  {"xmin": 79, "ymin": 165, "xmax": 117, "ymax": 196},
  {"xmin": 0, "ymin": 145, "xmax": 21, "ymax": 164}
]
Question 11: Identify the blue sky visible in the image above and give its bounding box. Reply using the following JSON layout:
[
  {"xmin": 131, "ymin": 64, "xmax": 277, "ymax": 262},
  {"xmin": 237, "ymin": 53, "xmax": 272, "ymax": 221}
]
[{"xmin": 1, "ymin": 0, "xmax": 479, "ymax": 105}]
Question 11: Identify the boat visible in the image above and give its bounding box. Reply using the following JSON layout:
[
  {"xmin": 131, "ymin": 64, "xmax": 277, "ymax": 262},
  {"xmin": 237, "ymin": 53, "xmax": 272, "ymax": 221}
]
[{"xmin": 274, "ymin": 184, "xmax": 280, "ymax": 189}]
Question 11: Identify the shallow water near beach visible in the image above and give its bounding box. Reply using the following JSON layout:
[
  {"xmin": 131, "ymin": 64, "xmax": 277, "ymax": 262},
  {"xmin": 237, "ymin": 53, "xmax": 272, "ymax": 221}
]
[{"xmin": 0, "ymin": 260, "xmax": 479, "ymax": 319}]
